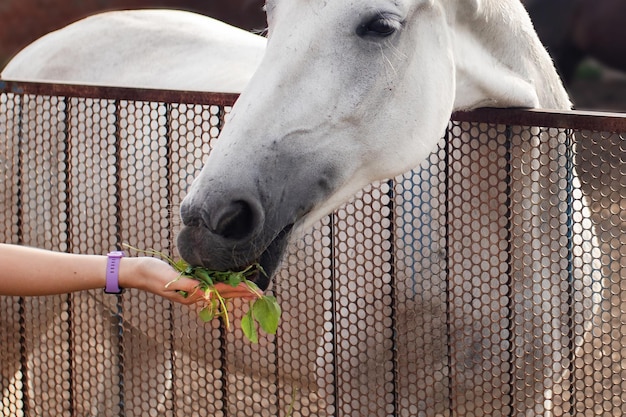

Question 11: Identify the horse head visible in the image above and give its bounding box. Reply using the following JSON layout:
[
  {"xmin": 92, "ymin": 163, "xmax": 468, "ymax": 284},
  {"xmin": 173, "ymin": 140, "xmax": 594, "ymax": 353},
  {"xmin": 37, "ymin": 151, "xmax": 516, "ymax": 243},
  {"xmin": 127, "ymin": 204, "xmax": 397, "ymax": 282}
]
[{"xmin": 177, "ymin": 0, "xmax": 570, "ymax": 289}]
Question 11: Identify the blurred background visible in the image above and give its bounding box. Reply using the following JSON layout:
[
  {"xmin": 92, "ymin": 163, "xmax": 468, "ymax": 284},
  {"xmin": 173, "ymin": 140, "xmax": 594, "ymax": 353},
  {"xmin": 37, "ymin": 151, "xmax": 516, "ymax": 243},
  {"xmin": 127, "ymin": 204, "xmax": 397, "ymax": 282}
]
[
  {"xmin": 1, "ymin": 0, "xmax": 625, "ymax": 112},
  {"xmin": 0, "ymin": 0, "xmax": 267, "ymax": 66}
]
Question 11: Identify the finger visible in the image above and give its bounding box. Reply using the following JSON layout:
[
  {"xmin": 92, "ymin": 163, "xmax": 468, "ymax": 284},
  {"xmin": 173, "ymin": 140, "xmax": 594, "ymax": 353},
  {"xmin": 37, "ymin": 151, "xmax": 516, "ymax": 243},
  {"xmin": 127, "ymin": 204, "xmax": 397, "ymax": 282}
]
[
  {"xmin": 175, "ymin": 290, "xmax": 206, "ymax": 305},
  {"xmin": 214, "ymin": 283, "xmax": 258, "ymax": 299},
  {"xmin": 182, "ymin": 286, "xmax": 207, "ymax": 302},
  {"xmin": 168, "ymin": 292, "xmax": 197, "ymax": 305},
  {"xmin": 165, "ymin": 282, "xmax": 205, "ymax": 305},
  {"xmin": 167, "ymin": 277, "xmax": 201, "ymax": 291}
]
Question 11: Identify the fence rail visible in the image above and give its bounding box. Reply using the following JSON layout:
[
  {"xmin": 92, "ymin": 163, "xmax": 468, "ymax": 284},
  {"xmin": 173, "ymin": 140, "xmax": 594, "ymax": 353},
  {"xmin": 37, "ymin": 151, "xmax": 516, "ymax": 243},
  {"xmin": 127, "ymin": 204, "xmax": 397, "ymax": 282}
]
[
  {"xmin": 0, "ymin": 81, "xmax": 625, "ymax": 417},
  {"xmin": 4, "ymin": 80, "xmax": 626, "ymax": 130}
]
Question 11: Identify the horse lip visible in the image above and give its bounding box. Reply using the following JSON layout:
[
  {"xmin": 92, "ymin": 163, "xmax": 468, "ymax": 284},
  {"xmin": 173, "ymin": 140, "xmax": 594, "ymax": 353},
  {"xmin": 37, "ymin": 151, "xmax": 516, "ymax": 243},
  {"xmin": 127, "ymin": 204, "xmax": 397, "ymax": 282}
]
[
  {"xmin": 253, "ymin": 223, "xmax": 295, "ymax": 290},
  {"xmin": 177, "ymin": 222, "xmax": 294, "ymax": 291}
]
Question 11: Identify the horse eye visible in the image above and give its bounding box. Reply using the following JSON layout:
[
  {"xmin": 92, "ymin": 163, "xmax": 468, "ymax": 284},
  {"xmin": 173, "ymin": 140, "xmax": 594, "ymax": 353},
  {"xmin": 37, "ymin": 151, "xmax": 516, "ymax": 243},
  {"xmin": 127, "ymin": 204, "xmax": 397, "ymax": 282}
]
[{"xmin": 357, "ymin": 16, "xmax": 400, "ymax": 37}]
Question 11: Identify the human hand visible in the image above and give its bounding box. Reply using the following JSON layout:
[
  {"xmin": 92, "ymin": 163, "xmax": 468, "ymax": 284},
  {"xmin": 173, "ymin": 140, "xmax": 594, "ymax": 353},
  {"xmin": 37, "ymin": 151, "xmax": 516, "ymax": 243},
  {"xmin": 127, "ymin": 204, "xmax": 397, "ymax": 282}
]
[{"xmin": 119, "ymin": 257, "xmax": 260, "ymax": 304}]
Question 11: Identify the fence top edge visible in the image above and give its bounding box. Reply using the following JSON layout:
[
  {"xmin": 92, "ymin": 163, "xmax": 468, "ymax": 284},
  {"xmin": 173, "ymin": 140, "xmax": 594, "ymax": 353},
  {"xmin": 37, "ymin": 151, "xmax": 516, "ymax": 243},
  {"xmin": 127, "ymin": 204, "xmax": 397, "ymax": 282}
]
[
  {"xmin": 452, "ymin": 107, "xmax": 626, "ymax": 133},
  {"xmin": 0, "ymin": 79, "xmax": 239, "ymax": 106},
  {"xmin": 2, "ymin": 80, "xmax": 626, "ymax": 133}
]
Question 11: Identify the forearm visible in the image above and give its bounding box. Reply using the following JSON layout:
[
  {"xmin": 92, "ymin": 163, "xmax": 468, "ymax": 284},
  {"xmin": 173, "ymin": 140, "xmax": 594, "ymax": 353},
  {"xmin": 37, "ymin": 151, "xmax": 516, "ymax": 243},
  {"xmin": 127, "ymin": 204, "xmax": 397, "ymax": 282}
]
[
  {"xmin": 0, "ymin": 244, "xmax": 257, "ymax": 303},
  {"xmin": 0, "ymin": 243, "xmax": 107, "ymax": 296}
]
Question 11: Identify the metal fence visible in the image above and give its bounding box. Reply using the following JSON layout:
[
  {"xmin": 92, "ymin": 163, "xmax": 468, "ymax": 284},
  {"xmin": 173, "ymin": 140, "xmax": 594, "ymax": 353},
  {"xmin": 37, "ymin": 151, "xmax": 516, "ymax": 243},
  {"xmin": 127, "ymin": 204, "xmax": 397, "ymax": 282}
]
[{"xmin": 0, "ymin": 81, "xmax": 624, "ymax": 417}]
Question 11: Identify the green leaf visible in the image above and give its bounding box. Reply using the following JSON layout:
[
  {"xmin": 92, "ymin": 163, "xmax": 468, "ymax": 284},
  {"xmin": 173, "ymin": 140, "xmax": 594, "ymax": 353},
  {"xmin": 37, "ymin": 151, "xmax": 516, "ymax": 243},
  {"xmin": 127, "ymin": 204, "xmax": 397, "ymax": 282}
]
[
  {"xmin": 121, "ymin": 245, "xmax": 280, "ymax": 339},
  {"xmin": 252, "ymin": 296, "xmax": 281, "ymax": 335},
  {"xmin": 193, "ymin": 268, "xmax": 213, "ymax": 286},
  {"xmin": 171, "ymin": 259, "xmax": 190, "ymax": 273},
  {"xmin": 225, "ymin": 272, "xmax": 243, "ymax": 287},
  {"xmin": 198, "ymin": 306, "xmax": 214, "ymax": 323},
  {"xmin": 241, "ymin": 309, "xmax": 258, "ymax": 343}
]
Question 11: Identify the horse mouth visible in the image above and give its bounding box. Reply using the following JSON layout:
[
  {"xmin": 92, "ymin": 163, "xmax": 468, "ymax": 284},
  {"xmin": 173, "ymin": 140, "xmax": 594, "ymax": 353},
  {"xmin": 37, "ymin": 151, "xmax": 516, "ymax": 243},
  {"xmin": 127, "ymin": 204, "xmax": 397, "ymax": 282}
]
[
  {"xmin": 177, "ymin": 223, "xmax": 294, "ymax": 292},
  {"xmin": 252, "ymin": 223, "xmax": 294, "ymax": 290}
]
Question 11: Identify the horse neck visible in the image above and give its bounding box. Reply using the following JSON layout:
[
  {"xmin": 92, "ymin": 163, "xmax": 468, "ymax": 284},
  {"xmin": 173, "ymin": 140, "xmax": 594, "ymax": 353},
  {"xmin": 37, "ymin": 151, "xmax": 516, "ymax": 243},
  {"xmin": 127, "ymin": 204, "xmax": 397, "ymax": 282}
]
[{"xmin": 449, "ymin": 0, "xmax": 572, "ymax": 111}]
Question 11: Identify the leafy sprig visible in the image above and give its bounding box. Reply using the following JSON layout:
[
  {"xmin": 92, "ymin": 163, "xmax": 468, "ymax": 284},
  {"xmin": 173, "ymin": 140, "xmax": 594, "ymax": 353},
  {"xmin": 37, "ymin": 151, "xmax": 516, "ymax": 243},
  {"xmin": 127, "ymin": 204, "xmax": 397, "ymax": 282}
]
[{"xmin": 123, "ymin": 244, "xmax": 281, "ymax": 343}]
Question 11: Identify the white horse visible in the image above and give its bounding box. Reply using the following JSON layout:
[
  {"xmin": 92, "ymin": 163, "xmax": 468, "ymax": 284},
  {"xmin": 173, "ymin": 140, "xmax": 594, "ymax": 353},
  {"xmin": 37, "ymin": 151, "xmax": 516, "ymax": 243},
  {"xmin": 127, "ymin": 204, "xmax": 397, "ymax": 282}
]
[
  {"xmin": 1, "ymin": 8, "xmax": 266, "ymax": 92},
  {"xmin": 177, "ymin": 0, "xmax": 571, "ymax": 283},
  {"xmin": 174, "ymin": 1, "xmax": 604, "ymax": 415},
  {"xmin": 1, "ymin": 3, "xmax": 603, "ymax": 416}
]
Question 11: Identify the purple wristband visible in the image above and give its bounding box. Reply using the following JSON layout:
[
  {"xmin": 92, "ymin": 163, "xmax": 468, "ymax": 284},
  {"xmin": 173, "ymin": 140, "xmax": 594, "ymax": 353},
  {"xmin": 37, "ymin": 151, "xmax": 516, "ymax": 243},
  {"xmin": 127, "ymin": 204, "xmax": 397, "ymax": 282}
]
[{"xmin": 105, "ymin": 251, "xmax": 125, "ymax": 294}]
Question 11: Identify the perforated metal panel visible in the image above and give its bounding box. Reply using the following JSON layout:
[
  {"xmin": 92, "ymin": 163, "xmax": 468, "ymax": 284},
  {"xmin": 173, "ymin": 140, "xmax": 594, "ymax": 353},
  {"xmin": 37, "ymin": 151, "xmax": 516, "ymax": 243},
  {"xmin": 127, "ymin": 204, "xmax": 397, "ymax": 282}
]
[{"xmin": 0, "ymin": 82, "xmax": 624, "ymax": 416}]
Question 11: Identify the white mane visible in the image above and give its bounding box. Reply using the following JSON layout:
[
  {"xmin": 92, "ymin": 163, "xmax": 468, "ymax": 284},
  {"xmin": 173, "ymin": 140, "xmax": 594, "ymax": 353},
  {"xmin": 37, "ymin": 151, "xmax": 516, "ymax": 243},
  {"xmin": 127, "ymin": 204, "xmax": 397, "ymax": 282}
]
[{"xmin": 451, "ymin": 0, "xmax": 571, "ymax": 110}]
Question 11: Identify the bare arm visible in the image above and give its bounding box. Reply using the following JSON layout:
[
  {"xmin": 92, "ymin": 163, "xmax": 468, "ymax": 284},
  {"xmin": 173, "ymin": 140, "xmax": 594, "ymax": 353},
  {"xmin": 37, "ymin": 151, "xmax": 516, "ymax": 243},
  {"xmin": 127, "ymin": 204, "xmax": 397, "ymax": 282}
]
[{"xmin": 0, "ymin": 244, "xmax": 255, "ymax": 304}]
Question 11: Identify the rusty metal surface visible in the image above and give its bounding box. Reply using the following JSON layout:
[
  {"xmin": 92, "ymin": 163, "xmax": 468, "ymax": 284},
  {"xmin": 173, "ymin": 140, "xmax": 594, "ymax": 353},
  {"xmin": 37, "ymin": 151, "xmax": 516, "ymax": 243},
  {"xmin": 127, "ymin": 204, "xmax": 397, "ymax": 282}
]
[
  {"xmin": 0, "ymin": 80, "xmax": 240, "ymax": 106},
  {"xmin": 0, "ymin": 82, "xmax": 624, "ymax": 416},
  {"xmin": 453, "ymin": 107, "xmax": 626, "ymax": 133}
]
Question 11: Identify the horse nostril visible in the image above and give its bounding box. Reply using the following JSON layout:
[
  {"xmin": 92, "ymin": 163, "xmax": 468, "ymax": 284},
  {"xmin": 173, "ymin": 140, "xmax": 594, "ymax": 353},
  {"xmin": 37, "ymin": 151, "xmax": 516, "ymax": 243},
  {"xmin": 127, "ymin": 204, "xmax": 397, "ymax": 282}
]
[{"xmin": 210, "ymin": 200, "xmax": 257, "ymax": 240}]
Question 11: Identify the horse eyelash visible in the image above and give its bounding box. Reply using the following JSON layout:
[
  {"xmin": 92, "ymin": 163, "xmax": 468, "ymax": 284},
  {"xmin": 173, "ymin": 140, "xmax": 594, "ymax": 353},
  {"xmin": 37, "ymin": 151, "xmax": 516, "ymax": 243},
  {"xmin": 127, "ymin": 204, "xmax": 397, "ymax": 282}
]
[
  {"xmin": 252, "ymin": 27, "xmax": 269, "ymax": 37},
  {"xmin": 380, "ymin": 47, "xmax": 398, "ymax": 76}
]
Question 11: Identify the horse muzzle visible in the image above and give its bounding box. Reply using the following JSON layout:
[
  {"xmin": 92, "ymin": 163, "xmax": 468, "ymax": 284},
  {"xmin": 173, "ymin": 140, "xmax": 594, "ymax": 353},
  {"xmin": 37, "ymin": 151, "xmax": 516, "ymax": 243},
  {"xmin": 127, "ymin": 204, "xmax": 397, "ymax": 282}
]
[{"xmin": 177, "ymin": 195, "xmax": 294, "ymax": 290}]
